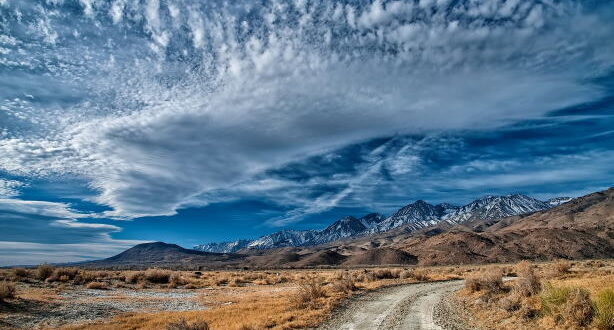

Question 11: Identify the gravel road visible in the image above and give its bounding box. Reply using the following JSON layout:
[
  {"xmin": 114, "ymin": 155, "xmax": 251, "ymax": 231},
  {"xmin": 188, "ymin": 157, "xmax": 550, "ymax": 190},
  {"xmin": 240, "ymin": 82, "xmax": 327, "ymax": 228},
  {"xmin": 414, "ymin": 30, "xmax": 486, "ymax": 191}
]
[{"xmin": 316, "ymin": 280, "xmax": 469, "ymax": 330}]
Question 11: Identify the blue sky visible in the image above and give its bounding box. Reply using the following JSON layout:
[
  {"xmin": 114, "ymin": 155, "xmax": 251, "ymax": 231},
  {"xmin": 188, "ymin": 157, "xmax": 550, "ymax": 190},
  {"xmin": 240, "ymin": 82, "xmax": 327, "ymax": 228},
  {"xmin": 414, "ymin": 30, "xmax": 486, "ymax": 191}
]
[{"xmin": 0, "ymin": 0, "xmax": 613, "ymax": 265}]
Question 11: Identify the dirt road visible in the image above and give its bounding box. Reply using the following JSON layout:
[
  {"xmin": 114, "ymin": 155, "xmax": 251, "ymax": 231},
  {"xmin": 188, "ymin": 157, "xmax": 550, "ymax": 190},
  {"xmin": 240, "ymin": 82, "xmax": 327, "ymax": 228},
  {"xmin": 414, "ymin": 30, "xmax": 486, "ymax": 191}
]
[{"xmin": 316, "ymin": 280, "xmax": 467, "ymax": 330}]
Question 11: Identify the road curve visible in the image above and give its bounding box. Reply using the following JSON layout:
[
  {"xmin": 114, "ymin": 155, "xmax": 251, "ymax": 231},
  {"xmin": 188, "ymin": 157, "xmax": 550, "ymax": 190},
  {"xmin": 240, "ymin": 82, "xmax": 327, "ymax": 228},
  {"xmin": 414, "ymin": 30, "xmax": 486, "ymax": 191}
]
[{"xmin": 315, "ymin": 280, "xmax": 464, "ymax": 330}]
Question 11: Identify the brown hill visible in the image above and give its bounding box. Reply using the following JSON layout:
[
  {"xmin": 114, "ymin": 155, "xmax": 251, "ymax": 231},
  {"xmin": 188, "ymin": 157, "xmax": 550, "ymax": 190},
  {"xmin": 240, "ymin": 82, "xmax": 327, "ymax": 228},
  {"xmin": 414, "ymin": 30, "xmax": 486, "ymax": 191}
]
[
  {"xmin": 394, "ymin": 187, "xmax": 614, "ymax": 265},
  {"xmin": 81, "ymin": 242, "xmax": 245, "ymax": 269},
  {"xmin": 343, "ymin": 247, "xmax": 418, "ymax": 266},
  {"xmin": 293, "ymin": 250, "xmax": 347, "ymax": 267}
]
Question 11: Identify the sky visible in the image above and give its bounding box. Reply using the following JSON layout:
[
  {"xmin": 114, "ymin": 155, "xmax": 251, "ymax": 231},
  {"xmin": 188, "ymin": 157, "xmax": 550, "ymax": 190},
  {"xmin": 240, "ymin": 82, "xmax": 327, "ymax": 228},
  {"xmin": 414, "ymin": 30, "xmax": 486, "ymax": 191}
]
[{"xmin": 0, "ymin": 0, "xmax": 613, "ymax": 266}]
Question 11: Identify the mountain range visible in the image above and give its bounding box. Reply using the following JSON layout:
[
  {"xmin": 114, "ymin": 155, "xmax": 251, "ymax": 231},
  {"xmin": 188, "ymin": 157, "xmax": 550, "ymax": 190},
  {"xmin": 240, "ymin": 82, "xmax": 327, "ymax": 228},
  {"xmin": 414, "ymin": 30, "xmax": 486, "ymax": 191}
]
[
  {"xmin": 195, "ymin": 194, "xmax": 568, "ymax": 253},
  {"xmin": 85, "ymin": 187, "xmax": 613, "ymax": 269}
]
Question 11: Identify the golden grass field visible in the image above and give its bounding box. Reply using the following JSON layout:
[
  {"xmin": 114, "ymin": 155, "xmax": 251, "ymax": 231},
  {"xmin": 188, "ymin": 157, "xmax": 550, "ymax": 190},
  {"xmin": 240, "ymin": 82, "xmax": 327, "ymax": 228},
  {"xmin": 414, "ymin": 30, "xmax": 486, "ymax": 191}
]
[{"xmin": 0, "ymin": 260, "xmax": 612, "ymax": 330}]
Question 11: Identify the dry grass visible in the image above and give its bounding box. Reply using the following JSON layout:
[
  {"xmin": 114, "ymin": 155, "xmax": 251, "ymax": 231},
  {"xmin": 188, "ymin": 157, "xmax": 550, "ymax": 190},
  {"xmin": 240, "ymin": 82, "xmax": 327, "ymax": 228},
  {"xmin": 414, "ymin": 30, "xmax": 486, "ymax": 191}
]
[
  {"xmin": 36, "ymin": 264, "xmax": 55, "ymax": 280},
  {"xmin": 144, "ymin": 269, "xmax": 171, "ymax": 284},
  {"xmin": 0, "ymin": 281, "xmax": 16, "ymax": 302},
  {"xmin": 457, "ymin": 259, "xmax": 614, "ymax": 330},
  {"xmin": 562, "ymin": 288, "xmax": 593, "ymax": 327},
  {"xmin": 594, "ymin": 288, "xmax": 614, "ymax": 330},
  {"xmin": 514, "ymin": 261, "xmax": 541, "ymax": 297},
  {"xmin": 331, "ymin": 277, "xmax": 357, "ymax": 294},
  {"xmin": 11, "ymin": 268, "xmax": 28, "ymax": 280},
  {"xmin": 292, "ymin": 277, "xmax": 327, "ymax": 309},
  {"xmin": 2, "ymin": 259, "xmax": 610, "ymax": 330},
  {"xmin": 550, "ymin": 259, "xmax": 573, "ymax": 277},
  {"xmin": 166, "ymin": 318, "xmax": 209, "ymax": 330},
  {"xmin": 465, "ymin": 268, "xmax": 505, "ymax": 294}
]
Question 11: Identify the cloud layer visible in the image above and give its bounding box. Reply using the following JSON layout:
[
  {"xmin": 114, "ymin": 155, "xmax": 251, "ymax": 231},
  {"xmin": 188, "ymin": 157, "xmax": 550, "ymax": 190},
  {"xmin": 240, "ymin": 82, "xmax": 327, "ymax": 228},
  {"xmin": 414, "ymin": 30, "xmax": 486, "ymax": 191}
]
[{"xmin": 0, "ymin": 0, "xmax": 613, "ymax": 222}]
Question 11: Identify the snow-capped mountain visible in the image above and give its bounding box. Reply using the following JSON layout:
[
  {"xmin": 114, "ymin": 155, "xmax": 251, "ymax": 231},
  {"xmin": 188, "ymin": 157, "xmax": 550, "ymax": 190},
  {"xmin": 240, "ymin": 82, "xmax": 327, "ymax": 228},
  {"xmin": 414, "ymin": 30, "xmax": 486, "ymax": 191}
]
[
  {"xmin": 371, "ymin": 200, "xmax": 456, "ymax": 233},
  {"xmin": 194, "ymin": 213, "xmax": 384, "ymax": 252},
  {"xmin": 246, "ymin": 230, "xmax": 319, "ymax": 249},
  {"xmin": 195, "ymin": 193, "xmax": 564, "ymax": 252},
  {"xmin": 311, "ymin": 216, "xmax": 368, "ymax": 244},
  {"xmin": 194, "ymin": 240, "xmax": 251, "ymax": 253},
  {"xmin": 441, "ymin": 194, "xmax": 550, "ymax": 225},
  {"xmin": 358, "ymin": 213, "xmax": 385, "ymax": 228},
  {"xmin": 546, "ymin": 197, "xmax": 573, "ymax": 207}
]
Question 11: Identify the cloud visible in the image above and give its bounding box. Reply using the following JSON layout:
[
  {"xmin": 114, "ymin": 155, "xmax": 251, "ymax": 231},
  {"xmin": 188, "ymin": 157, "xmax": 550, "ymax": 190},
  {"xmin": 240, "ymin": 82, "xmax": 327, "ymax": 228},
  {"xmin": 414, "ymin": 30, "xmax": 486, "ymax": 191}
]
[
  {"xmin": 0, "ymin": 0, "xmax": 612, "ymax": 221},
  {"xmin": 0, "ymin": 198, "xmax": 144, "ymax": 265},
  {"xmin": 0, "ymin": 179, "xmax": 22, "ymax": 198},
  {"xmin": 0, "ymin": 198, "xmax": 120, "ymax": 243},
  {"xmin": 0, "ymin": 241, "xmax": 143, "ymax": 266}
]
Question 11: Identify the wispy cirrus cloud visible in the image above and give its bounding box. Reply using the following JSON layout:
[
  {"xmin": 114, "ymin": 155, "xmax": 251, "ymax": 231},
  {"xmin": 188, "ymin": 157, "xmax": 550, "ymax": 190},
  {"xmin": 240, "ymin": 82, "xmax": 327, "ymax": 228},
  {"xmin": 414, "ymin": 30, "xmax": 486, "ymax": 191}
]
[
  {"xmin": 0, "ymin": 0, "xmax": 612, "ymax": 223},
  {"xmin": 0, "ymin": 198, "xmax": 144, "ymax": 265}
]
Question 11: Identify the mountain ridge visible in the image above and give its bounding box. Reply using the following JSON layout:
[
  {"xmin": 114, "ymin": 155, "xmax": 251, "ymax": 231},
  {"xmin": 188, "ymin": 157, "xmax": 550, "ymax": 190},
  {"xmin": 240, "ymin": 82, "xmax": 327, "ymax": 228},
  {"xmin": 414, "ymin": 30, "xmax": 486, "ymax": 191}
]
[{"xmin": 195, "ymin": 193, "xmax": 567, "ymax": 253}]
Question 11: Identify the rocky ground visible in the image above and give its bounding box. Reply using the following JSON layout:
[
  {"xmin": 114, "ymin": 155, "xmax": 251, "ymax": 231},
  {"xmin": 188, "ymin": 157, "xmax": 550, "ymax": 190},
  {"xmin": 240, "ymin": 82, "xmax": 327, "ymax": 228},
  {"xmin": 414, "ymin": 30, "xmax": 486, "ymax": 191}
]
[{"xmin": 0, "ymin": 287, "xmax": 206, "ymax": 329}]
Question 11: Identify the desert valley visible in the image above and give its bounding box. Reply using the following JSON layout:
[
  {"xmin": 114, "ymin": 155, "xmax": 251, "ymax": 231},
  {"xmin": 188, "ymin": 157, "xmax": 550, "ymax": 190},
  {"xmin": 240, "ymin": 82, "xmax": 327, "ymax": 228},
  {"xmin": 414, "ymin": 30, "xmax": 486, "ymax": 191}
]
[{"xmin": 1, "ymin": 187, "xmax": 613, "ymax": 329}]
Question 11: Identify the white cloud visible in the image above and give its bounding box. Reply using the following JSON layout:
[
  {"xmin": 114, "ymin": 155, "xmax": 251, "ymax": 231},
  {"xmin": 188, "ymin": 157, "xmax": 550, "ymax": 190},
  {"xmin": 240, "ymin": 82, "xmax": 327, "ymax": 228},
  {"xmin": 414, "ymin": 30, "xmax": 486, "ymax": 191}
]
[
  {"xmin": 0, "ymin": 241, "xmax": 144, "ymax": 266},
  {"xmin": 0, "ymin": 179, "xmax": 22, "ymax": 198},
  {"xmin": 0, "ymin": 0, "xmax": 612, "ymax": 221},
  {"xmin": 0, "ymin": 198, "xmax": 87, "ymax": 219}
]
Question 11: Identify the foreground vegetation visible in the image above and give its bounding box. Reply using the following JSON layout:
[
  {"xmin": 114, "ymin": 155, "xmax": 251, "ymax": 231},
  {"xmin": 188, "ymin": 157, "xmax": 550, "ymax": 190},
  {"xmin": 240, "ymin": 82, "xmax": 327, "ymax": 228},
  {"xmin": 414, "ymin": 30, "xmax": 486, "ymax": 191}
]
[
  {"xmin": 459, "ymin": 260, "xmax": 614, "ymax": 330},
  {"xmin": 0, "ymin": 260, "xmax": 612, "ymax": 329}
]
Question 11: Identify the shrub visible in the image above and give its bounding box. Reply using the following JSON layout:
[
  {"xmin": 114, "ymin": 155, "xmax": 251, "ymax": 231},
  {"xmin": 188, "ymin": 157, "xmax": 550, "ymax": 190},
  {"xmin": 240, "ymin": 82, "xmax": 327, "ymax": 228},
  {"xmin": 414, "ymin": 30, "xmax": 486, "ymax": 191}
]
[
  {"xmin": 399, "ymin": 270, "xmax": 413, "ymax": 280},
  {"xmin": 412, "ymin": 269, "xmax": 430, "ymax": 281},
  {"xmin": 562, "ymin": 288, "xmax": 593, "ymax": 327},
  {"xmin": 75, "ymin": 271, "xmax": 99, "ymax": 284},
  {"xmin": 293, "ymin": 277, "xmax": 326, "ymax": 309},
  {"xmin": 332, "ymin": 277, "xmax": 357, "ymax": 294},
  {"xmin": 36, "ymin": 264, "xmax": 55, "ymax": 280},
  {"xmin": 53, "ymin": 268, "xmax": 79, "ymax": 281},
  {"xmin": 86, "ymin": 282, "xmax": 108, "ymax": 290},
  {"xmin": 11, "ymin": 268, "xmax": 28, "ymax": 280},
  {"xmin": 540, "ymin": 283, "xmax": 571, "ymax": 321},
  {"xmin": 594, "ymin": 288, "xmax": 614, "ymax": 329},
  {"xmin": 514, "ymin": 261, "xmax": 541, "ymax": 297},
  {"xmin": 166, "ymin": 319, "xmax": 209, "ymax": 330},
  {"xmin": 499, "ymin": 291, "xmax": 522, "ymax": 312},
  {"xmin": 144, "ymin": 269, "xmax": 171, "ymax": 284},
  {"xmin": 0, "ymin": 281, "xmax": 16, "ymax": 302},
  {"xmin": 553, "ymin": 259, "xmax": 572, "ymax": 276},
  {"xmin": 465, "ymin": 269, "xmax": 505, "ymax": 294},
  {"xmin": 169, "ymin": 274, "xmax": 187, "ymax": 288},
  {"xmin": 356, "ymin": 271, "xmax": 377, "ymax": 282},
  {"xmin": 125, "ymin": 271, "xmax": 144, "ymax": 284},
  {"xmin": 373, "ymin": 269, "xmax": 396, "ymax": 280}
]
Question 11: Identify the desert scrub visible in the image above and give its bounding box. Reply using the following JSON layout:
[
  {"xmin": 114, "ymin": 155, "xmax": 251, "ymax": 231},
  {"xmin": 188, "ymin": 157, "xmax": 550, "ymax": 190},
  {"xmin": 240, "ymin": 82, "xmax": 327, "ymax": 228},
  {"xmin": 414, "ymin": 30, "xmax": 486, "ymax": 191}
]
[
  {"xmin": 562, "ymin": 288, "xmax": 593, "ymax": 327},
  {"xmin": 594, "ymin": 288, "xmax": 614, "ymax": 329},
  {"xmin": 51, "ymin": 267, "xmax": 79, "ymax": 282},
  {"xmin": 36, "ymin": 264, "xmax": 55, "ymax": 280},
  {"xmin": 331, "ymin": 277, "xmax": 357, "ymax": 294},
  {"xmin": 540, "ymin": 283, "xmax": 571, "ymax": 317},
  {"xmin": 465, "ymin": 268, "xmax": 505, "ymax": 294},
  {"xmin": 293, "ymin": 277, "xmax": 327, "ymax": 309},
  {"xmin": 124, "ymin": 271, "xmax": 144, "ymax": 284},
  {"xmin": 169, "ymin": 274, "xmax": 187, "ymax": 288},
  {"xmin": 514, "ymin": 261, "xmax": 541, "ymax": 297},
  {"xmin": 551, "ymin": 259, "xmax": 572, "ymax": 277},
  {"xmin": 412, "ymin": 269, "xmax": 430, "ymax": 281},
  {"xmin": 11, "ymin": 268, "xmax": 28, "ymax": 281},
  {"xmin": 144, "ymin": 268, "xmax": 171, "ymax": 283},
  {"xmin": 0, "ymin": 281, "xmax": 16, "ymax": 302}
]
